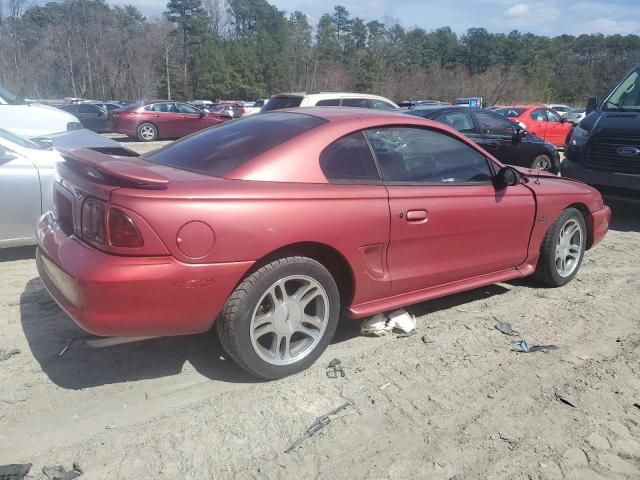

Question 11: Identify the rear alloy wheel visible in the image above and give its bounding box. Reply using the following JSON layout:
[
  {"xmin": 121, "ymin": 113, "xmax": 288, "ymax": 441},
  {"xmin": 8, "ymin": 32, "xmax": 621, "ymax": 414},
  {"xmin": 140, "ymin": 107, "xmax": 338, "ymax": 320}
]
[
  {"xmin": 137, "ymin": 122, "xmax": 158, "ymax": 142},
  {"xmin": 532, "ymin": 154, "xmax": 552, "ymax": 171},
  {"xmin": 534, "ymin": 208, "xmax": 586, "ymax": 287},
  {"xmin": 217, "ymin": 257, "xmax": 340, "ymax": 379}
]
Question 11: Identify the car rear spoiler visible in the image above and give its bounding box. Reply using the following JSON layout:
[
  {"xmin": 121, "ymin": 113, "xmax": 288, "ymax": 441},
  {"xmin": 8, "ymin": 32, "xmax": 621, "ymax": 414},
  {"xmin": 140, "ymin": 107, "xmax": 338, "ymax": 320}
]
[{"xmin": 60, "ymin": 149, "xmax": 170, "ymax": 190}]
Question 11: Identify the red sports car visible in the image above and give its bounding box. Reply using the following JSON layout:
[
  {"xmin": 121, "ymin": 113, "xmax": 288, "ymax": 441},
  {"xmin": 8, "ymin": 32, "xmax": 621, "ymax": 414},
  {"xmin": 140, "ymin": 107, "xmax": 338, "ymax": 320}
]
[
  {"xmin": 110, "ymin": 101, "xmax": 226, "ymax": 141},
  {"xmin": 496, "ymin": 105, "xmax": 573, "ymax": 148},
  {"xmin": 36, "ymin": 108, "xmax": 610, "ymax": 379}
]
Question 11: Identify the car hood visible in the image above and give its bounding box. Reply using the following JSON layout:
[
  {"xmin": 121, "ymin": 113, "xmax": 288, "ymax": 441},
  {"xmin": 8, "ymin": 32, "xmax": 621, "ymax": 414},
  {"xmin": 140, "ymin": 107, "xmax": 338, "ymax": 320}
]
[
  {"xmin": 0, "ymin": 102, "xmax": 80, "ymax": 136},
  {"xmin": 581, "ymin": 110, "xmax": 640, "ymax": 137}
]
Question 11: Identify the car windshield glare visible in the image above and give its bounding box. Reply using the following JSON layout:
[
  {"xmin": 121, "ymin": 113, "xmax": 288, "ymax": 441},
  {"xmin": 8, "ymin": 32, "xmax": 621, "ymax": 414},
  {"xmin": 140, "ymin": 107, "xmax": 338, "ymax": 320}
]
[
  {"xmin": 605, "ymin": 69, "xmax": 640, "ymax": 111},
  {"xmin": 144, "ymin": 112, "xmax": 327, "ymax": 177}
]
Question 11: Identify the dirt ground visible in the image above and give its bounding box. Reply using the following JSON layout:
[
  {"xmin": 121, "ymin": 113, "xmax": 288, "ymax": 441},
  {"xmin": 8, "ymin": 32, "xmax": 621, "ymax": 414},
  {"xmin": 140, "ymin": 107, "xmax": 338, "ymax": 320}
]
[{"xmin": 1, "ymin": 194, "xmax": 639, "ymax": 479}]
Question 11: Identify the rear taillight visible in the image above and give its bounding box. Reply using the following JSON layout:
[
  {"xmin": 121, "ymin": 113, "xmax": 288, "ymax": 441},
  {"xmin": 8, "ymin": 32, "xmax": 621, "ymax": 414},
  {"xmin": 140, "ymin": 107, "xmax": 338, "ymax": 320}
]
[
  {"xmin": 81, "ymin": 197, "xmax": 106, "ymax": 244},
  {"xmin": 108, "ymin": 208, "xmax": 144, "ymax": 248}
]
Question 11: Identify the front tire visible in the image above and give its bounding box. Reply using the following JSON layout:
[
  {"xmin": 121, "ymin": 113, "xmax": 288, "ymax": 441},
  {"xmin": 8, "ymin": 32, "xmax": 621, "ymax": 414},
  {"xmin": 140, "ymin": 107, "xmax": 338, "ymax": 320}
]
[
  {"xmin": 531, "ymin": 154, "xmax": 553, "ymax": 172},
  {"xmin": 534, "ymin": 208, "xmax": 586, "ymax": 287},
  {"xmin": 217, "ymin": 256, "xmax": 340, "ymax": 379},
  {"xmin": 137, "ymin": 122, "xmax": 158, "ymax": 142}
]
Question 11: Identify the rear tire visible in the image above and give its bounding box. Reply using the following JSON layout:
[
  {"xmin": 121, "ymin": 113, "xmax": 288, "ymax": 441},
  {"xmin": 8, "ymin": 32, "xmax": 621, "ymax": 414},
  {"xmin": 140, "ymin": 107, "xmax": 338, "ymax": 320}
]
[
  {"xmin": 137, "ymin": 122, "xmax": 158, "ymax": 142},
  {"xmin": 534, "ymin": 208, "xmax": 586, "ymax": 287},
  {"xmin": 216, "ymin": 256, "xmax": 340, "ymax": 379}
]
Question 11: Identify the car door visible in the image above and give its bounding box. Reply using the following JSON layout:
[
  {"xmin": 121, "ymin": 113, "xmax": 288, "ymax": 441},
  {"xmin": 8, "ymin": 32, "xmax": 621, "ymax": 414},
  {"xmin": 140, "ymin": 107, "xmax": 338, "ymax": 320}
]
[
  {"xmin": 148, "ymin": 103, "xmax": 181, "ymax": 138},
  {"xmin": 365, "ymin": 126, "xmax": 535, "ymax": 294},
  {"xmin": 76, "ymin": 104, "xmax": 106, "ymax": 132},
  {"xmin": 544, "ymin": 108, "xmax": 570, "ymax": 147},
  {"xmin": 0, "ymin": 145, "xmax": 41, "ymax": 245},
  {"xmin": 175, "ymin": 103, "xmax": 207, "ymax": 136},
  {"xmin": 528, "ymin": 108, "xmax": 548, "ymax": 141},
  {"xmin": 474, "ymin": 111, "xmax": 528, "ymax": 167}
]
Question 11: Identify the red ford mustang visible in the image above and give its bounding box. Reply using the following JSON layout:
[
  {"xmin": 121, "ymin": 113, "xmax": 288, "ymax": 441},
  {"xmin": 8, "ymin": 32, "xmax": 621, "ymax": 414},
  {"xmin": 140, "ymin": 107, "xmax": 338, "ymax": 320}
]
[
  {"xmin": 110, "ymin": 101, "xmax": 226, "ymax": 141},
  {"xmin": 36, "ymin": 108, "xmax": 610, "ymax": 379}
]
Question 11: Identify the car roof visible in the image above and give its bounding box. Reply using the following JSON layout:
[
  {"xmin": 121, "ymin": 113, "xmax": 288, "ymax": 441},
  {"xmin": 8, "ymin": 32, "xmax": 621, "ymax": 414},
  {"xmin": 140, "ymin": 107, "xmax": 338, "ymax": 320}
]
[{"xmin": 270, "ymin": 92, "xmax": 397, "ymax": 104}]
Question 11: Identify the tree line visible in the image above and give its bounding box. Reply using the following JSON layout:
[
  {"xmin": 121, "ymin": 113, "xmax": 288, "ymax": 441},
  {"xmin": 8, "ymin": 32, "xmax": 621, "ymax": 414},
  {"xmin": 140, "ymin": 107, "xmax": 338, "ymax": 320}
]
[{"xmin": 1, "ymin": 0, "xmax": 639, "ymax": 106}]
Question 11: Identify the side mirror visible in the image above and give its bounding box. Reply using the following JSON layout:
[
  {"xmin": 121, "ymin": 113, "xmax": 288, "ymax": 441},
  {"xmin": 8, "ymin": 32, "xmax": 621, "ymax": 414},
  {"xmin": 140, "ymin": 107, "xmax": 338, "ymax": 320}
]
[
  {"xmin": 586, "ymin": 97, "xmax": 598, "ymax": 115},
  {"xmin": 199, "ymin": 110, "xmax": 205, "ymax": 118},
  {"xmin": 495, "ymin": 166, "xmax": 520, "ymax": 188},
  {"xmin": 560, "ymin": 117, "xmax": 567, "ymax": 124},
  {"xmin": 513, "ymin": 128, "xmax": 527, "ymax": 142}
]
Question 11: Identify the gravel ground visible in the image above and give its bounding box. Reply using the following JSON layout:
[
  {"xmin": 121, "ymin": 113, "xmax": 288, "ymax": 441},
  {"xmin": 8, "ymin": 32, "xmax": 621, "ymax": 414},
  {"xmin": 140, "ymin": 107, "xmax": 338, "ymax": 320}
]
[{"xmin": 0, "ymin": 170, "xmax": 638, "ymax": 477}]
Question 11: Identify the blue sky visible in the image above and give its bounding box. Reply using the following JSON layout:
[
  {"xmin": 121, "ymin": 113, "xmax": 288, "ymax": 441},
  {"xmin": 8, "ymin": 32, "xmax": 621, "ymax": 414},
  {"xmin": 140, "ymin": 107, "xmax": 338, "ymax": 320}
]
[{"xmin": 124, "ymin": 0, "xmax": 640, "ymax": 36}]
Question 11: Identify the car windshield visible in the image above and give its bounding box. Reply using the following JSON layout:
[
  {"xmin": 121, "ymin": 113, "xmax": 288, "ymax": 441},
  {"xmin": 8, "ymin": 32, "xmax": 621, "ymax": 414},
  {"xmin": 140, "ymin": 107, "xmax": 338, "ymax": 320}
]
[
  {"xmin": 0, "ymin": 85, "xmax": 26, "ymax": 105},
  {"xmin": 604, "ymin": 69, "xmax": 640, "ymax": 111},
  {"xmin": 144, "ymin": 112, "xmax": 327, "ymax": 177},
  {"xmin": 262, "ymin": 96, "xmax": 303, "ymax": 111},
  {"xmin": 0, "ymin": 127, "xmax": 44, "ymax": 149},
  {"xmin": 495, "ymin": 107, "xmax": 526, "ymax": 117}
]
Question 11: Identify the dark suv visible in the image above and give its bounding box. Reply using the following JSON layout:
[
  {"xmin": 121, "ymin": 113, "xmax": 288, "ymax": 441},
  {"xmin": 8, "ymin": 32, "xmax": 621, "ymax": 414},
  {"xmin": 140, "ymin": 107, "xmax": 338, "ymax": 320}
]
[{"xmin": 563, "ymin": 66, "xmax": 640, "ymax": 200}]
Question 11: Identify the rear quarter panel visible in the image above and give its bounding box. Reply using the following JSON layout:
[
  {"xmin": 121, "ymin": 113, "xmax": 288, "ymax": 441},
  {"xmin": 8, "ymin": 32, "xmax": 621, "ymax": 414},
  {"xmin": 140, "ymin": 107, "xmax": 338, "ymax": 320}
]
[{"xmin": 110, "ymin": 180, "xmax": 391, "ymax": 305}]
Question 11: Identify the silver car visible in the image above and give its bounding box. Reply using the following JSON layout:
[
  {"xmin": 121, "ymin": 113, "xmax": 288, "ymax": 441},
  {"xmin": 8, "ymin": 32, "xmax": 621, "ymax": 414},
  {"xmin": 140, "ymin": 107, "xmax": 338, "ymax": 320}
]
[{"xmin": 0, "ymin": 128, "xmax": 136, "ymax": 248}]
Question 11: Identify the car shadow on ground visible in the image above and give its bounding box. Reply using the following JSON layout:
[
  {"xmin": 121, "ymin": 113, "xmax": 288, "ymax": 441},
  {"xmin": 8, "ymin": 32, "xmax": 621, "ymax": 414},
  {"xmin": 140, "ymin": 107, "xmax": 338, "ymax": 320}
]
[
  {"xmin": 20, "ymin": 277, "xmax": 362, "ymax": 389},
  {"xmin": 606, "ymin": 198, "xmax": 640, "ymax": 232},
  {"xmin": 0, "ymin": 245, "xmax": 36, "ymax": 262}
]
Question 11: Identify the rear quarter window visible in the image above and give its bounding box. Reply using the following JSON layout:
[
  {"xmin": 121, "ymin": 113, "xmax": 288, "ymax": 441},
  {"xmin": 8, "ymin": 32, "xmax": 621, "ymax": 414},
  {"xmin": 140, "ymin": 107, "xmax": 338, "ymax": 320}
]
[{"xmin": 144, "ymin": 112, "xmax": 327, "ymax": 177}]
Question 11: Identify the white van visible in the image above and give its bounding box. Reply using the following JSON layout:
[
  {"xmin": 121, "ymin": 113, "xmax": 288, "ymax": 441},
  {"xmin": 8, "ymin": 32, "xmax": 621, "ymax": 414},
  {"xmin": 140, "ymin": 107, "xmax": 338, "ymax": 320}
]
[
  {"xmin": 0, "ymin": 86, "xmax": 82, "ymax": 137},
  {"xmin": 262, "ymin": 92, "xmax": 398, "ymax": 112}
]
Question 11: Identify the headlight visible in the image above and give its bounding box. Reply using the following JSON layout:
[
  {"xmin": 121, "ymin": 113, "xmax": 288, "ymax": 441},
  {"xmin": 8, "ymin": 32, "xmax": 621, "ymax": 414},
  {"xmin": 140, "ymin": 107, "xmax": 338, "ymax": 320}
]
[{"xmin": 569, "ymin": 126, "xmax": 589, "ymax": 146}]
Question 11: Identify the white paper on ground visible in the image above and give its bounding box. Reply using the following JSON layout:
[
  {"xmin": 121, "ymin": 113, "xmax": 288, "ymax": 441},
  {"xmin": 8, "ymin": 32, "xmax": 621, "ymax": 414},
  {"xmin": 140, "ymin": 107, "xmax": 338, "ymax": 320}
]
[
  {"xmin": 360, "ymin": 313, "xmax": 391, "ymax": 336},
  {"xmin": 360, "ymin": 309, "xmax": 416, "ymax": 335},
  {"xmin": 387, "ymin": 309, "xmax": 416, "ymax": 333}
]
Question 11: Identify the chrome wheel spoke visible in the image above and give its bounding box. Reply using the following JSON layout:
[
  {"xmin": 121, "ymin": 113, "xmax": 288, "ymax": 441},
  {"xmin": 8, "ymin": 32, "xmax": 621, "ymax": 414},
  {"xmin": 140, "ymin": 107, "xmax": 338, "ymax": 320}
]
[
  {"xmin": 554, "ymin": 218, "xmax": 583, "ymax": 278},
  {"xmin": 250, "ymin": 274, "xmax": 329, "ymax": 366}
]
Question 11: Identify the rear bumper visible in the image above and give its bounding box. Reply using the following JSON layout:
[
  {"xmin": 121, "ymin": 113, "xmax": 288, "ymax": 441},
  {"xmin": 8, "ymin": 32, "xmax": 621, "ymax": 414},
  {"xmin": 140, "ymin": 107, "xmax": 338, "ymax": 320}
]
[
  {"xmin": 36, "ymin": 212, "xmax": 254, "ymax": 337},
  {"xmin": 562, "ymin": 157, "xmax": 640, "ymax": 193}
]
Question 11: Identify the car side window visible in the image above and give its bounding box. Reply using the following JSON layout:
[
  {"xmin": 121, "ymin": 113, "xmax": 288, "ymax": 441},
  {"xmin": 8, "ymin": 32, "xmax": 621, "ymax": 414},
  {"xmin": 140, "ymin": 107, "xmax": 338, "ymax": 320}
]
[
  {"xmin": 436, "ymin": 112, "xmax": 476, "ymax": 134},
  {"xmin": 151, "ymin": 103, "xmax": 175, "ymax": 113},
  {"xmin": 320, "ymin": 132, "xmax": 380, "ymax": 183},
  {"xmin": 366, "ymin": 127, "xmax": 492, "ymax": 184},
  {"xmin": 177, "ymin": 103, "xmax": 201, "ymax": 115},
  {"xmin": 475, "ymin": 112, "xmax": 514, "ymax": 136},
  {"xmin": 315, "ymin": 99, "xmax": 340, "ymax": 106},
  {"xmin": 531, "ymin": 109, "xmax": 547, "ymax": 121},
  {"xmin": 77, "ymin": 104, "xmax": 98, "ymax": 114},
  {"xmin": 370, "ymin": 99, "xmax": 397, "ymax": 110},
  {"xmin": 545, "ymin": 109, "xmax": 562, "ymax": 122},
  {"xmin": 341, "ymin": 98, "xmax": 370, "ymax": 108}
]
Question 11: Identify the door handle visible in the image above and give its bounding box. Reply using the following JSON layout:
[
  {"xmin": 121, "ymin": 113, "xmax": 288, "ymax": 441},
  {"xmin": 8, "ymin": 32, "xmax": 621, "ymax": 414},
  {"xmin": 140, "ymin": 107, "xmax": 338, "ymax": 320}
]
[
  {"xmin": 405, "ymin": 209, "xmax": 428, "ymax": 222},
  {"xmin": 153, "ymin": 114, "xmax": 159, "ymax": 117}
]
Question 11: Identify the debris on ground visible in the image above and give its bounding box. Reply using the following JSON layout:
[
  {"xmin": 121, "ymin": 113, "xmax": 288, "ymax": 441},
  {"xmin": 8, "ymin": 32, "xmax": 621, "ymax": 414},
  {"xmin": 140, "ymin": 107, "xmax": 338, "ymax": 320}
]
[
  {"xmin": 379, "ymin": 382, "xmax": 392, "ymax": 390},
  {"xmin": 511, "ymin": 340, "xmax": 559, "ymax": 353},
  {"xmin": 326, "ymin": 358, "xmax": 345, "ymax": 378},
  {"xmin": 58, "ymin": 338, "xmax": 79, "ymax": 357},
  {"xmin": 361, "ymin": 309, "xmax": 416, "ymax": 336},
  {"xmin": 387, "ymin": 309, "xmax": 416, "ymax": 333},
  {"xmin": 0, "ymin": 348, "xmax": 20, "ymax": 361},
  {"xmin": 0, "ymin": 463, "xmax": 31, "ymax": 480},
  {"xmin": 634, "ymin": 402, "xmax": 640, "ymax": 410},
  {"xmin": 556, "ymin": 393, "xmax": 577, "ymax": 408},
  {"xmin": 396, "ymin": 330, "xmax": 417, "ymax": 338},
  {"xmin": 42, "ymin": 463, "xmax": 83, "ymax": 480},
  {"xmin": 285, "ymin": 402, "xmax": 352, "ymax": 453},
  {"xmin": 494, "ymin": 322, "xmax": 520, "ymax": 337},
  {"xmin": 360, "ymin": 313, "xmax": 391, "ymax": 336}
]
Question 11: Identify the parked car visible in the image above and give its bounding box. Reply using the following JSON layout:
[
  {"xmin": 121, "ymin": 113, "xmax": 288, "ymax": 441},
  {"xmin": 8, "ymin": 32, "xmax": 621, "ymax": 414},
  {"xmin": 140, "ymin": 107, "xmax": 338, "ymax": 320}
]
[
  {"xmin": 563, "ymin": 65, "xmax": 640, "ymax": 200},
  {"xmin": 0, "ymin": 127, "xmax": 135, "ymax": 249},
  {"xmin": 495, "ymin": 106, "xmax": 572, "ymax": 148},
  {"xmin": 0, "ymin": 85, "xmax": 82, "ymax": 137},
  {"xmin": 85, "ymin": 101, "xmax": 123, "ymax": 113},
  {"xmin": 109, "ymin": 101, "xmax": 226, "ymax": 141},
  {"xmin": 262, "ymin": 92, "xmax": 398, "ymax": 111},
  {"xmin": 36, "ymin": 108, "xmax": 610, "ymax": 379},
  {"xmin": 59, "ymin": 103, "xmax": 109, "ymax": 133},
  {"xmin": 547, "ymin": 104, "xmax": 573, "ymax": 116},
  {"xmin": 409, "ymin": 107, "xmax": 560, "ymax": 172},
  {"xmin": 564, "ymin": 108, "xmax": 586, "ymax": 124},
  {"xmin": 398, "ymin": 100, "xmax": 448, "ymax": 110},
  {"xmin": 241, "ymin": 102, "xmax": 262, "ymax": 116}
]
